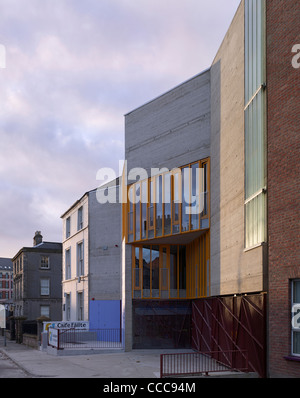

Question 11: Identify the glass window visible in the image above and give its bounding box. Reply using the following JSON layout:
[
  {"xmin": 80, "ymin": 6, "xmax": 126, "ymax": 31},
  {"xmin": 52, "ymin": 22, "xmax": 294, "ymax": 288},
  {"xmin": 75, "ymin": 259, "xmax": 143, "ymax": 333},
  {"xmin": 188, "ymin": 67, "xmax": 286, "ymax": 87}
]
[
  {"xmin": 156, "ymin": 176, "xmax": 163, "ymax": 237},
  {"xmin": 292, "ymin": 280, "xmax": 300, "ymax": 356},
  {"xmin": 148, "ymin": 180, "xmax": 155, "ymax": 239},
  {"xmin": 164, "ymin": 173, "xmax": 171, "ymax": 235},
  {"xmin": 172, "ymin": 172, "xmax": 180, "ymax": 234},
  {"xmin": 128, "ymin": 186, "xmax": 134, "ymax": 242},
  {"xmin": 135, "ymin": 184, "xmax": 141, "ymax": 241},
  {"xmin": 134, "ymin": 247, "xmax": 140, "ymax": 290},
  {"xmin": 40, "ymin": 256, "xmax": 50, "ymax": 269},
  {"xmin": 127, "ymin": 160, "xmax": 209, "ymax": 243},
  {"xmin": 77, "ymin": 242, "xmax": 84, "ymax": 276},
  {"xmin": 66, "ymin": 217, "xmax": 71, "ymax": 238},
  {"xmin": 142, "ymin": 248, "xmax": 151, "ymax": 298},
  {"xmin": 40, "ymin": 306, "xmax": 50, "ymax": 318},
  {"xmin": 179, "ymin": 246, "xmax": 186, "ymax": 298},
  {"xmin": 77, "ymin": 292, "xmax": 83, "ymax": 321},
  {"xmin": 244, "ymin": 0, "xmax": 266, "ymax": 248},
  {"xmin": 40, "ymin": 278, "xmax": 50, "ymax": 296},
  {"xmin": 141, "ymin": 181, "xmax": 147, "ymax": 239},
  {"xmin": 65, "ymin": 249, "xmax": 71, "ymax": 280},
  {"xmin": 161, "ymin": 247, "xmax": 169, "ymax": 298},
  {"xmin": 170, "ymin": 246, "xmax": 178, "ymax": 298},
  {"xmin": 181, "ymin": 167, "xmax": 190, "ymax": 232},
  {"xmin": 77, "ymin": 206, "xmax": 83, "ymax": 231},
  {"xmin": 152, "ymin": 246, "xmax": 160, "ymax": 298},
  {"xmin": 65, "ymin": 293, "xmax": 71, "ymax": 321},
  {"xmin": 191, "ymin": 163, "xmax": 200, "ymax": 230}
]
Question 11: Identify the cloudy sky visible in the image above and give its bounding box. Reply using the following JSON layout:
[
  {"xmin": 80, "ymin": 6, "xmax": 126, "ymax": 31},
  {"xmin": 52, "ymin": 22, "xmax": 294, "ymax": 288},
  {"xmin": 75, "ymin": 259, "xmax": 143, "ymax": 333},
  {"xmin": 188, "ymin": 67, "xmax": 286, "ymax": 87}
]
[{"xmin": 0, "ymin": 0, "xmax": 241, "ymax": 258}]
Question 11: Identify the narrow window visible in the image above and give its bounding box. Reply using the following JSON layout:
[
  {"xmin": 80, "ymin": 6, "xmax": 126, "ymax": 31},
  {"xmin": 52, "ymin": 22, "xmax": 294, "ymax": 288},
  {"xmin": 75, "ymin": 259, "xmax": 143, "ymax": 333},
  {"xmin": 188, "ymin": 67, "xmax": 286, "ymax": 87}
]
[
  {"xmin": 77, "ymin": 206, "xmax": 83, "ymax": 231},
  {"xmin": 77, "ymin": 242, "xmax": 84, "ymax": 276},
  {"xmin": 244, "ymin": 0, "xmax": 267, "ymax": 248},
  {"xmin": 292, "ymin": 280, "xmax": 300, "ymax": 356},
  {"xmin": 155, "ymin": 175, "xmax": 163, "ymax": 237},
  {"xmin": 163, "ymin": 173, "xmax": 171, "ymax": 235},
  {"xmin": 40, "ymin": 278, "xmax": 50, "ymax": 296},
  {"xmin": 65, "ymin": 249, "xmax": 71, "ymax": 280},
  {"xmin": 65, "ymin": 293, "xmax": 71, "ymax": 321},
  {"xmin": 40, "ymin": 305, "xmax": 50, "ymax": 318},
  {"xmin": 66, "ymin": 217, "xmax": 71, "ymax": 238},
  {"xmin": 77, "ymin": 292, "xmax": 84, "ymax": 321}
]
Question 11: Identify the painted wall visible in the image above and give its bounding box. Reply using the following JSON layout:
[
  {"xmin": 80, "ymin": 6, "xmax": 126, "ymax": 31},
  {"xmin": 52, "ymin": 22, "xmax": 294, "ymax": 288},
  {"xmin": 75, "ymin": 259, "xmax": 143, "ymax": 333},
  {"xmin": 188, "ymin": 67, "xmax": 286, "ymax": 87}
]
[{"xmin": 62, "ymin": 194, "xmax": 89, "ymax": 321}]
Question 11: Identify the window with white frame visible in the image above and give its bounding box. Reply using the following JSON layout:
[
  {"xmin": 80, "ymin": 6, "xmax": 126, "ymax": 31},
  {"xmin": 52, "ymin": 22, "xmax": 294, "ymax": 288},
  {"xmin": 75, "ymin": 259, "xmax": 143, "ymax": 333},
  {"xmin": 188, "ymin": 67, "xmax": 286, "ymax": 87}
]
[
  {"xmin": 77, "ymin": 241, "xmax": 84, "ymax": 276},
  {"xmin": 291, "ymin": 280, "xmax": 300, "ymax": 356},
  {"xmin": 77, "ymin": 292, "xmax": 83, "ymax": 321},
  {"xmin": 66, "ymin": 216, "xmax": 71, "ymax": 238},
  {"xmin": 65, "ymin": 293, "xmax": 71, "ymax": 321},
  {"xmin": 65, "ymin": 248, "xmax": 71, "ymax": 280},
  {"xmin": 40, "ymin": 305, "xmax": 50, "ymax": 318},
  {"xmin": 77, "ymin": 206, "xmax": 83, "ymax": 231},
  {"xmin": 40, "ymin": 278, "xmax": 50, "ymax": 296},
  {"xmin": 40, "ymin": 256, "xmax": 50, "ymax": 269}
]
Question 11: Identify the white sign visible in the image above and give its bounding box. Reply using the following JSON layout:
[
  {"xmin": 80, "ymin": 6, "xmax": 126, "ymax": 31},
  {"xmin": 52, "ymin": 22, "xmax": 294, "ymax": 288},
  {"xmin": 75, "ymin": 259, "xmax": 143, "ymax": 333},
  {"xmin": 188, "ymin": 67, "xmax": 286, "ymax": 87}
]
[
  {"xmin": 43, "ymin": 321, "xmax": 89, "ymax": 332},
  {"xmin": 0, "ymin": 305, "xmax": 5, "ymax": 328},
  {"xmin": 48, "ymin": 328, "xmax": 58, "ymax": 348}
]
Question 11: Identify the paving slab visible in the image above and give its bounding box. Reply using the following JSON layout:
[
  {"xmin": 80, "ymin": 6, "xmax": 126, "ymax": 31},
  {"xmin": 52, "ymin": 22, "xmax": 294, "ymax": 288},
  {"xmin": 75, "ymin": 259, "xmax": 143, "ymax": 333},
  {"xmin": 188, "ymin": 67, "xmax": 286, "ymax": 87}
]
[{"xmin": 0, "ymin": 337, "xmax": 190, "ymax": 378}]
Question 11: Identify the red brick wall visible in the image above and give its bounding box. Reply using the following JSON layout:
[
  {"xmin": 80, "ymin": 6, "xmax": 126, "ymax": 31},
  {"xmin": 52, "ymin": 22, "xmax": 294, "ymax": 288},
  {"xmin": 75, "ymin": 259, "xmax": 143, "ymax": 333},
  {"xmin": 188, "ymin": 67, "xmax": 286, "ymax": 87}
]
[{"xmin": 267, "ymin": 0, "xmax": 300, "ymax": 378}]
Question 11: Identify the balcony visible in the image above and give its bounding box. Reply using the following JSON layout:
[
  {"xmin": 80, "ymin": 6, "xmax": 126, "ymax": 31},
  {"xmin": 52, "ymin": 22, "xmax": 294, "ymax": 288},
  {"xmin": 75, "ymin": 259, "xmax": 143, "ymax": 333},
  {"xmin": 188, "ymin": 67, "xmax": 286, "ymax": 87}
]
[{"xmin": 125, "ymin": 159, "xmax": 210, "ymax": 244}]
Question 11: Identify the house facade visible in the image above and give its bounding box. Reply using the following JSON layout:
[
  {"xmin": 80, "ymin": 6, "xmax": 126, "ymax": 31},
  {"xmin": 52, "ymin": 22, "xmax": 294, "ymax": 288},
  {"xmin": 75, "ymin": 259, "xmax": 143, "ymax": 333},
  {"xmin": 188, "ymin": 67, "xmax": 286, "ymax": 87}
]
[
  {"xmin": 12, "ymin": 231, "xmax": 62, "ymax": 320},
  {"xmin": 121, "ymin": 0, "xmax": 299, "ymax": 378},
  {"xmin": 61, "ymin": 179, "xmax": 121, "ymax": 329},
  {"xmin": 0, "ymin": 258, "xmax": 13, "ymax": 304}
]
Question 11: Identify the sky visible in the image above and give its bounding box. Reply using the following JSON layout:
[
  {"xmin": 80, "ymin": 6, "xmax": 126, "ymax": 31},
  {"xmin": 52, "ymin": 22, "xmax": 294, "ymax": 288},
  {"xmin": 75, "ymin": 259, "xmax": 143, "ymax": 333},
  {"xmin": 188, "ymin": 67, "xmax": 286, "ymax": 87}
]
[{"xmin": 0, "ymin": 0, "xmax": 241, "ymax": 258}]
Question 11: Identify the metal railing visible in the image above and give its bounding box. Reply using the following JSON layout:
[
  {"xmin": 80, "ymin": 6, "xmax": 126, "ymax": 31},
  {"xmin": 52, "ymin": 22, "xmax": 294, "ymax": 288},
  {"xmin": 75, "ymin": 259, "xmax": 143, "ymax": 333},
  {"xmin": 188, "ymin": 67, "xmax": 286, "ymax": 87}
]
[
  {"xmin": 160, "ymin": 350, "xmax": 249, "ymax": 378},
  {"xmin": 49, "ymin": 328, "xmax": 122, "ymax": 350}
]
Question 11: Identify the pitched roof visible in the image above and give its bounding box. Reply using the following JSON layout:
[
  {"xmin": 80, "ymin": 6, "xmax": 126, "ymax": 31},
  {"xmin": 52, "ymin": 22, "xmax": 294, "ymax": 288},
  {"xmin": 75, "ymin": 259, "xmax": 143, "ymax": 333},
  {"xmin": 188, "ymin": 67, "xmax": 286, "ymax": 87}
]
[{"xmin": 0, "ymin": 257, "xmax": 13, "ymax": 270}]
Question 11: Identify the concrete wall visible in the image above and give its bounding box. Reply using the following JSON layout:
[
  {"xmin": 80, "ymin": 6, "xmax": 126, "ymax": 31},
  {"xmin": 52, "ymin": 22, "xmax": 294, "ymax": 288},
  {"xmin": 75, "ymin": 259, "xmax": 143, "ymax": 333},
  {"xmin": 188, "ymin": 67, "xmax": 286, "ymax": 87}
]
[
  {"xmin": 88, "ymin": 187, "xmax": 121, "ymax": 301},
  {"xmin": 125, "ymin": 70, "xmax": 211, "ymax": 177},
  {"xmin": 123, "ymin": 71, "xmax": 211, "ymax": 350},
  {"xmin": 210, "ymin": 1, "xmax": 266, "ymax": 296}
]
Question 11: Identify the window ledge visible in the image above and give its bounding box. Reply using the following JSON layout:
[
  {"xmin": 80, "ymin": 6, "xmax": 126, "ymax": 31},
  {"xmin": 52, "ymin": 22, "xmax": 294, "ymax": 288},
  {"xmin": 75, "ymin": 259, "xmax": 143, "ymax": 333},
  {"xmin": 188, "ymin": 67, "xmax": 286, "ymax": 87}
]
[
  {"xmin": 284, "ymin": 355, "xmax": 300, "ymax": 362},
  {"xmin": 244, "ymin": 242, "xmax": 267, "ymax": 253}
]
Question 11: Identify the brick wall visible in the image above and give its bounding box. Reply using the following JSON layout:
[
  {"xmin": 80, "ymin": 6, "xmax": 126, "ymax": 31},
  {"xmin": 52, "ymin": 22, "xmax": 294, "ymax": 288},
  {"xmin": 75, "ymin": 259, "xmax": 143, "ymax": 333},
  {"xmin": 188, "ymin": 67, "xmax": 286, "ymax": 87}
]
[{"xmin": 267, "ymin": 0, "xmax": 300, "ymax": 378}]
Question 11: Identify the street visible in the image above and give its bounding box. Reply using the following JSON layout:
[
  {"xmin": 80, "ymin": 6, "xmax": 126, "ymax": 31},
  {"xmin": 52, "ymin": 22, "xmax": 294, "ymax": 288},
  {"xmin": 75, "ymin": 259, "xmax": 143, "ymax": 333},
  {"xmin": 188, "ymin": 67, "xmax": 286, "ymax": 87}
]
[{"xmin": 0, "ymin": 351, "xmax": 30, "ymax": 378}]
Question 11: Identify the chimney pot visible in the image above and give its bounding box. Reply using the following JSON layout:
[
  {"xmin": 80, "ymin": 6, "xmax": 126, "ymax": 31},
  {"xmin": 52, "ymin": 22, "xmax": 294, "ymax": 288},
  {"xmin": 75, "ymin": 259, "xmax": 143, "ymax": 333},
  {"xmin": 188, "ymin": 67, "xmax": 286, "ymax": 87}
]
[{"xmin": 33, "ymin": 231, "xmax": 43, "ymax": 246}]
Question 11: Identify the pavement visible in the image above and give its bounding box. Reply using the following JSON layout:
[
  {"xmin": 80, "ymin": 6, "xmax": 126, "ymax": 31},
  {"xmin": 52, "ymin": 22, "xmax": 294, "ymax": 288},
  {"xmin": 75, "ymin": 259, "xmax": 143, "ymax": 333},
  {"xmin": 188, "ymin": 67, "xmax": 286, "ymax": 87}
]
[
  {"xmin": 0, "ymin": 337, "xmax": 259, "ymax": 380},
  {"xmin": 0, "ymin": 336, "xmax": 184, "ymax": 378}
]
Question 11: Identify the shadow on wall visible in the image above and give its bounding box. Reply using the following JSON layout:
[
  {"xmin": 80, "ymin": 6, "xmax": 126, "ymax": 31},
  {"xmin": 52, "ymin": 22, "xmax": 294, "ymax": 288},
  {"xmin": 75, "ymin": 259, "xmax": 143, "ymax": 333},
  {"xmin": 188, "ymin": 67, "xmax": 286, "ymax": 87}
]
[{"xmin": 210, "ymin": 59, "xmax": 221, "ymax": 296}]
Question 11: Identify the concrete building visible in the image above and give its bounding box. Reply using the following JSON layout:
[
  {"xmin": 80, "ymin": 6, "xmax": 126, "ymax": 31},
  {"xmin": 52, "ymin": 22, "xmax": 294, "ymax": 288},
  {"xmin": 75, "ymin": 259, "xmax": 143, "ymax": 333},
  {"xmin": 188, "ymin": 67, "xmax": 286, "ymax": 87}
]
[
  {"xmin": 12, "ymin": 232, "xmax": 62, "ymax": 320},
  {"xmin": 0, "ymin": 258, "xmax": 13, "ymax": 304},
  {"xmin": 61, "ymin": 178, "xmax": 121, "ymax": 329},
  {"xmin": 121, "ymin": 0, "xmax": 299, "ymax": 378}
]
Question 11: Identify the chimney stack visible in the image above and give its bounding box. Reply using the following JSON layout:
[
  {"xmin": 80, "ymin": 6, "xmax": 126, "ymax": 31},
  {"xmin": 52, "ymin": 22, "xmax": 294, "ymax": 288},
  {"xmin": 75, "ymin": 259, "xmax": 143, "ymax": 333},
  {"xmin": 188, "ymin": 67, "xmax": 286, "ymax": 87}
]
[{"xmin": 33, "ymin": 231, "xmax": 43, "ymax": 246}]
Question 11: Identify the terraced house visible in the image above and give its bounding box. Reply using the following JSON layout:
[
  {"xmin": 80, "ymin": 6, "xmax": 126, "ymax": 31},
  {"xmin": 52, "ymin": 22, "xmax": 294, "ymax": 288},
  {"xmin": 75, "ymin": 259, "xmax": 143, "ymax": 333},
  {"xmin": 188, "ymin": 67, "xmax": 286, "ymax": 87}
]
[{"xmin": 121, "ymin": 0, "xmax": 300, "ymax": 378}]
